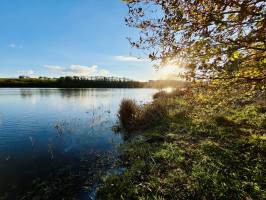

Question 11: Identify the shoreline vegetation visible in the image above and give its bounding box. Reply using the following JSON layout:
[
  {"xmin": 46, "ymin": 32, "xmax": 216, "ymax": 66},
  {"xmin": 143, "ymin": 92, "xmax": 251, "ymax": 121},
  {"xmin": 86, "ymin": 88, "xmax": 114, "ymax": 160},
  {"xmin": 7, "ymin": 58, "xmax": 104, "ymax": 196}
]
[
  {"xmin": 96, "ymin": 88, "xmax": 266, "ymax": 200},
  {"xmin": 0, "ymin": 77, "xmax": 187, "ymax": 89},
  {"xmin": 94, "ymin": 0, "xmax": 266, "ymax": 198}
]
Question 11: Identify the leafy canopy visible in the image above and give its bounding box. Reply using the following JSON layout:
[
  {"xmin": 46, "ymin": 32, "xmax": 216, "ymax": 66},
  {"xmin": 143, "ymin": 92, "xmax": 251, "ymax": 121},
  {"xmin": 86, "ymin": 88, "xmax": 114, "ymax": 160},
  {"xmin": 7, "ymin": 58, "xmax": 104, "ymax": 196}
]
[{"xmin": 124, "ymin": 0, "xmax": 266, "ymax": 87}]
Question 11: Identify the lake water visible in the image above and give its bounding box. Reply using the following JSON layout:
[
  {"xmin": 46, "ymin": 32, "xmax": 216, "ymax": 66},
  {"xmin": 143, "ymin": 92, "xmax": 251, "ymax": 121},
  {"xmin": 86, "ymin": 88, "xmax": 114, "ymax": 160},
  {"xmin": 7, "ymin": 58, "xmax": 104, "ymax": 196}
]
[{"xmin": 0, "ymin": 88, "xmax": 156, "ymax": 199}]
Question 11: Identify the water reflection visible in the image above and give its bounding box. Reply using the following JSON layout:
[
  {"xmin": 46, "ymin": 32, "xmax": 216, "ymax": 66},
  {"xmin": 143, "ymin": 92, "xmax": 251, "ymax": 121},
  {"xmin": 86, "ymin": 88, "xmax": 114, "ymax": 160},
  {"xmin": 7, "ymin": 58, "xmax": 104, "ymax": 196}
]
[
  {"xmin": 0, "ymin": 88, "xmax": 156, "ymax": 199},
  {"xmin": 20, "ymin": 88, "xmax": 34, "ymax": 98}
]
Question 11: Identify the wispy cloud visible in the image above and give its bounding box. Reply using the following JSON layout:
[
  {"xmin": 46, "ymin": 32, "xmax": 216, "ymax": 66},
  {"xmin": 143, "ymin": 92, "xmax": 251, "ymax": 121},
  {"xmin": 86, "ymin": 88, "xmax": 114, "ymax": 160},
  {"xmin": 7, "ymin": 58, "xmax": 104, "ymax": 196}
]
[
  {"xmin": 45, "ymin": 64, "xmax": 111, "ymax": 76},
  {"xmin": 112, "ymin": 55, "xmax": 147, "ymax": 62},
  {"xmin": 45, "ymin": 65, "xmax": 62, "ymax": 72},
  {"xmin": 18, "ymin": 70, "xmax": 34, "ymax": 76},
  {"xmin": 8, "ymin": 43, "xmax": 23, "ymax": 49},
  {"xmin": 97, "ymin": 69, "xmax": 110, "ymax": 76},
  {"xmin": 9, "ymin": 43, "xmax": 16, "ymax": 48}
]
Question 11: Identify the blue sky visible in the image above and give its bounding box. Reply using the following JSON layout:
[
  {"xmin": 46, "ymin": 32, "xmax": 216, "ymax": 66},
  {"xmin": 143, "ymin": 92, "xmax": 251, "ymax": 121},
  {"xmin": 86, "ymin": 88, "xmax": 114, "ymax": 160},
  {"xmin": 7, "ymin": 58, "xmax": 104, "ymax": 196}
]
[{"xmin": 0, "ymin": 0, "xmax": 160, "ymax": 81}]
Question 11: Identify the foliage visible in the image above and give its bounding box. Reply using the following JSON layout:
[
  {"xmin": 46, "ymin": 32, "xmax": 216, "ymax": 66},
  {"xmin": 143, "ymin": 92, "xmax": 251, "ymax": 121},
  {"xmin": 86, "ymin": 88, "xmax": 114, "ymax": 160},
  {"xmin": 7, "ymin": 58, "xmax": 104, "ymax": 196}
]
[{"xmin": 124, "ymin": 0, "xmax": 266, "ymax": 98}]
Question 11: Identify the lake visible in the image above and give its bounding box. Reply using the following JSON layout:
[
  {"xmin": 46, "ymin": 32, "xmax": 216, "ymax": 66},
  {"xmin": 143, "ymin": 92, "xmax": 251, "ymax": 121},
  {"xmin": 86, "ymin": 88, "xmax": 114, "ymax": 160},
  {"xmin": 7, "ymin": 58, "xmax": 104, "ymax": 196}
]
[{"xmin": 0, "ymin": 88, "xmax": 156, "ymax": 199}]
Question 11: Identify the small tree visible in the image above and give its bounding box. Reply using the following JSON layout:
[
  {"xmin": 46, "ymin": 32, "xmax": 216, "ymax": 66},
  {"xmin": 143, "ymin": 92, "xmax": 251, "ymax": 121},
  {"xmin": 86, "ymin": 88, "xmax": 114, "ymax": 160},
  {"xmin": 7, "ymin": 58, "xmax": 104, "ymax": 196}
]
[{"xmin": 124, "ymin": 0, "xmax": 266, "ymax": 101}]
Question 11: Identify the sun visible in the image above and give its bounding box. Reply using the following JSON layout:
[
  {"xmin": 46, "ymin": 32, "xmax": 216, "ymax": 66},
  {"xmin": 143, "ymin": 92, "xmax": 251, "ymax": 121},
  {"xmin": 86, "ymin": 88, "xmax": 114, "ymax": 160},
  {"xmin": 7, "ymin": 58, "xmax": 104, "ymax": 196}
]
[{"xmin": 156, "ymin": 60, "xmax": 187, "ymax": 80}]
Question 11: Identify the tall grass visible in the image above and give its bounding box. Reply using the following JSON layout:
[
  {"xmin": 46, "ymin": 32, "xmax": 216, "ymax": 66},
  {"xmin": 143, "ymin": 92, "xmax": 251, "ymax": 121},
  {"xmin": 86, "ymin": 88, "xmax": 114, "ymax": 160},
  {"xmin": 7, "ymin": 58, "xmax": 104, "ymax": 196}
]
[
  {"xmin": 118, "ymin": 98, "xmax": 168, "ymax": 132},
  {"xmin": 118, "ymin": 99, "xmax": 140, "ymax": 131}
]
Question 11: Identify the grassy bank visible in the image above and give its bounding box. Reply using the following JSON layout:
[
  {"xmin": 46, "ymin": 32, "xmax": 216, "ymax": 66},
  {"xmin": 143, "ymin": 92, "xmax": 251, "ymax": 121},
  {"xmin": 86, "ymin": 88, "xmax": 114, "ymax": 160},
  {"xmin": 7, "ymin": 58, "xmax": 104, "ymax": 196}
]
[{"xmin": 97, "ymin": 90, "xmax": 266, "ymax": 199}]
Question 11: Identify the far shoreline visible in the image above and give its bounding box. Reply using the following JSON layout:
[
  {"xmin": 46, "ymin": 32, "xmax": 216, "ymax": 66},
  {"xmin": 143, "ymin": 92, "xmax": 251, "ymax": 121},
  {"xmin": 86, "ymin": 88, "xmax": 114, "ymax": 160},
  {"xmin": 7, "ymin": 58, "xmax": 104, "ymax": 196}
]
[{"xmin": 0, "ymin": 77, "xmax": 187, "ymax": 89}]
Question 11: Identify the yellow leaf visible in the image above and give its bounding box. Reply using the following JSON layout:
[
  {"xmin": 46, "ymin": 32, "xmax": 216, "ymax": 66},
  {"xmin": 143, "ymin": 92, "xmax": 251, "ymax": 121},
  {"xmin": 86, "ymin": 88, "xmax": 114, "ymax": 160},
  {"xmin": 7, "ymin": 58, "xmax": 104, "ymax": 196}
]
[
  {"xmin": 261, "ymin": 58, "xmax": 266, "ymax": 64},
  {"xmin": 233, "ymin": 51, "xmax": 240, "ymax": 59}
]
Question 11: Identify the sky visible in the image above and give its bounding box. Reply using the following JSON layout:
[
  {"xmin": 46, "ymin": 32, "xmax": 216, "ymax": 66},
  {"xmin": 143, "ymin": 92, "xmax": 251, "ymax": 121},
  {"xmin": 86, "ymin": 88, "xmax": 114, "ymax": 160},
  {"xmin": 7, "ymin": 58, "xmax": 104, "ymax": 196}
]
[{"xmin": 0, "ymin": 0, "xmax": 169, "ymax": 81}]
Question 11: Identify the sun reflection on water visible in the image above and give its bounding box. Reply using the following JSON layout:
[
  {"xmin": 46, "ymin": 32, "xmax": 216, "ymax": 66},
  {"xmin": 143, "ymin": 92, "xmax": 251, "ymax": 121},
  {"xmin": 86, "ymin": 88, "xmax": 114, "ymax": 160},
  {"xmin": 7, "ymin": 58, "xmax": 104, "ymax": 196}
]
[{"xmin": 165, "ymin": 87, "xmax": 174, "ymax": 93}]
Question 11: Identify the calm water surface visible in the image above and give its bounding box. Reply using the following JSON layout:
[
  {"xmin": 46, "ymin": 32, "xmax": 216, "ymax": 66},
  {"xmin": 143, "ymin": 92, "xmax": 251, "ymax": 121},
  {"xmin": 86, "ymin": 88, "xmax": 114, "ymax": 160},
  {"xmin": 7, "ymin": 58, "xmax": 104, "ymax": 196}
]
[{"xmin": 0, "ymin": 88, "xmax": 156, "ymax": 199}]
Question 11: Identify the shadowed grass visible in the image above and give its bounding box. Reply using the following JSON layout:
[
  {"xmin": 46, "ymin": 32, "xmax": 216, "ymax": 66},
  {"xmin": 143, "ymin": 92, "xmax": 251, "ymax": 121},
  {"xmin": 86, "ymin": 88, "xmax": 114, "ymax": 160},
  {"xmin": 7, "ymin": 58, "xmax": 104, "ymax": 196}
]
[{"xmin": 97, "ymin": 91, "xmax": 266, "ymax": 200}]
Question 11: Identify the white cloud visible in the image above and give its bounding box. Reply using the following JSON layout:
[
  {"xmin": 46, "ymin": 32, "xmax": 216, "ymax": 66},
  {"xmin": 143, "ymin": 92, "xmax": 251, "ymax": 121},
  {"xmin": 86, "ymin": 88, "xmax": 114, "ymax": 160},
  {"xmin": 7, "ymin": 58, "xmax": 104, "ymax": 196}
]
[
  {"xmin": 97, "ymin": 69, "xmax": 110, "ymax": 76},
  {"xmin": 45, "ymin": 65, "xmax": 63, "ymax": 72},
  {"xmin": 113, "ymin": 55, "xmax": 147, "ymax": 62},
  {"xmin": 18, "ymin": 70, "xmax": 34, "ymax": 76},
  {"xmin": 69, "ymin": 65, "xmax": 98, "ymax": 75},
  {"xmin": 8, "ymin": 43, "xmax": 23, "ymax": 49},
  {"xmin": 9, "ymin": 43, "xmax": 16, "ymax": 48},
  {"xmin": 45, "ymin": 64, "xmax": 111, "ymax": 77}
]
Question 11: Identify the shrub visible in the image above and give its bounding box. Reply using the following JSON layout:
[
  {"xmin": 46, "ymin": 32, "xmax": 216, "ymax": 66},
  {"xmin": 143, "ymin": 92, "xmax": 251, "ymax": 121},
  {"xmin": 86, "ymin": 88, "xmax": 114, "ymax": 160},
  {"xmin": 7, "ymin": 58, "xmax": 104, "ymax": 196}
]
[
  {"xmin": 137, "ymin": 100, "xmax": 168, "ymax": 130},
  {"xmin": 118, "ymin": 99, "xmax": 168, "ymax": 132},
  {"xmin": 118, "ymin": 99, "xmax": 140, "ymax": 130}
]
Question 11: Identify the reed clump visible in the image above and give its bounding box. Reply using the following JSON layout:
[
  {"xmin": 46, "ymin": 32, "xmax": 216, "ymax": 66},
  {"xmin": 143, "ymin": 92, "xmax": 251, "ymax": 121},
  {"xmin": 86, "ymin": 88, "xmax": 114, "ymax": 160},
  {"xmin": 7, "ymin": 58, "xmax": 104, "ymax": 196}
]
[
  {"xmin": 118, "ymin": 98, "xmax": 168, "ymax": 132},
  {"xmin": 118, "ymin": 99, "xmax": 140, "ymax": 131}
]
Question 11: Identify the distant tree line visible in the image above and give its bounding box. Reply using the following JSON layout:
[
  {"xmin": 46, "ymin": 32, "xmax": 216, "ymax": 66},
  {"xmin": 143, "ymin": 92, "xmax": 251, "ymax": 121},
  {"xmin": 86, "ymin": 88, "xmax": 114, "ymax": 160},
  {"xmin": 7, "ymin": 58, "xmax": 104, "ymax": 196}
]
[
  {"xmin": 56, "ymin": 76, "xmax": 144, "ymax": 88},
  {"xmin": 0, "ymin": 76, "xmax": 145, "ymax": 88}
]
